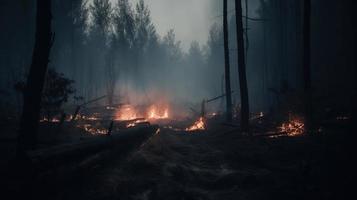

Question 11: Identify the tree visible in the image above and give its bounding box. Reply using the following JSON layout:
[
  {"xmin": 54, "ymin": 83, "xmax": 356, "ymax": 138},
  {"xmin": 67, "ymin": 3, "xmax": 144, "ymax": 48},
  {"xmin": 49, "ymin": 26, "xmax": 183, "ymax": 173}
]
[
  {"xmin": 133, "ymin": 0, "xmax": 157, "ymax": 88},
  {"xmin": 111, "ymin": 0, "xmax": 135, "ymax": 100},
  {"xmin": 41, "ymin": 69, "xmax": 75, "ymax": 120},
  {"xmin": 259, "ymin": 0, "xmax": 268, "ymax": 104},
  {"xmin": 71, "ymin": 0, "xmax": 89, "ymax": 91},
  {"xmin": 88, "ymin": 0, "xmax": 112, "ymax": 98},
  {"xmin": 17, "ymin": 0, "xmax": 53, "ymax": 153},
  {"xmin": 105, "ymin": 35, "xmax": 117, "ymax": 106},
  {"xmin": 223, "ymin": 0, "xmax": 233, "ymax": 122},
  {"xmin": 15, "ymin": 69, "xmax": 76, "ymax": 120},
  {"xmin": 187, "ymin": 41, "xmax": 204, "ymax": 66},
  {"xmin": 134, "ymin": 0, "xmax": 155, "ymax": 52},
  {"xmin": 90, "ymin": 0, "xmax": 112, "ymax": 37},
  {"xmin": 235, "ymin": 0, "xmax": 250, "ymax": 131},
  {"xmin": 112, "ymin": 0, "xmax": 135, "ymax": 58},
  {"xmin": 206, "ymin": 23, "xmax": 224, "ymax": 97},
  {"xmin": 303, "ymin": 0, "xmax": 312, "ymax": 133},
  {"xmin": 163, "ymin": 29, "xmax": 182, "ymax": 62}
]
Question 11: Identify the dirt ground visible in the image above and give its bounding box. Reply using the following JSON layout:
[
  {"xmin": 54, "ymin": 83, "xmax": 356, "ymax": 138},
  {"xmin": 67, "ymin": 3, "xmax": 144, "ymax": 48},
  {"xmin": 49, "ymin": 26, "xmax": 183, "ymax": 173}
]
[
  {"xmin": 1, "ymin": 118, "xmax": 356, "ymax": 200},
  {"xmin": 25, "ymin": 123, "xmax": 354, "ymax": 200}
]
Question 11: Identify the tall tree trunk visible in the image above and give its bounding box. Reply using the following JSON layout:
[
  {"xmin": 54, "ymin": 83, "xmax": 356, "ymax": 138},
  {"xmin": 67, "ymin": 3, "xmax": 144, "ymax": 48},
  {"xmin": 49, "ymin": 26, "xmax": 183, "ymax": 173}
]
[
  {"xmin": 280, "ymin": 1, "xmax": 288, "ymax": 80},
  {"xmin": 245, "ymin": 0, "xmax": 249, "ymax": 62},
  {"xmin": 354, "ymin": 31, "xmax": 357, "ymax": 122},
  {"xmin": 17, "ymin": 0, "xmax": 53, "ymax": 154},
  {"xmin": 260, "ymin": 0, "xmax": 268, "ymax": 110},
  {"xmin": 235, "ymin": 0, "xmax": 250, "ymax": 131},
  {"xmin": 303, "ymin": 0, "xmax": 312, "ymax": 133},
  {"xmin": 223, "ymin": 0, "xmax": 233, "ymax": 122}
]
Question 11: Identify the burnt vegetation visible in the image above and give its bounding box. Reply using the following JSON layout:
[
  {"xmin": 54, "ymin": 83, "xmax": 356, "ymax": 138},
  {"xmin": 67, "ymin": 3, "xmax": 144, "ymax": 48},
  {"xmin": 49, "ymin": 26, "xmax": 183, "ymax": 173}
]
[{"xmin": 0, "ymin": 0, "xmax": 356, "ymax": 200}]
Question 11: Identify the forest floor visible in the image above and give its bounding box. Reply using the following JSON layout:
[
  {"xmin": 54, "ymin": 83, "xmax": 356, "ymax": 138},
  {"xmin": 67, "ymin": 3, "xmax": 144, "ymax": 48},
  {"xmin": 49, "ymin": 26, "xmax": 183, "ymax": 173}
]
[{"xmin": 1, "ymin": 116, "xmax": 356, "ymax": 200}]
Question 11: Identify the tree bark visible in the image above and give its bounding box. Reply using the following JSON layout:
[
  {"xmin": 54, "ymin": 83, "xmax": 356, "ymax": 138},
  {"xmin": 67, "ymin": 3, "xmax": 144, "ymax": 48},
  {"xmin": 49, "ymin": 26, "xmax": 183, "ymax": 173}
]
[
  {"xmin": 303, "ymin": 0, "xmax": 312, "ymax": 133},
  {"xmin": 235, "ymin": 0, "xmax": 250, "ymax": 131},
  {"xmin": 223, "ymin": 0, "xmax": 233, "ymax": 122},
  {"xmin": 17, "ymin": 0, "xmax": 53, "ymax": 153}
]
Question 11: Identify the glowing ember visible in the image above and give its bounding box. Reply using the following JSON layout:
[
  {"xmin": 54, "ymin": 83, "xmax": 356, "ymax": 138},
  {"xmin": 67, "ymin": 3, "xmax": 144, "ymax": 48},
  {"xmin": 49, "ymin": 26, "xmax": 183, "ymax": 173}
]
[
  {"xmin": 77, "ymin": 124, "xmax": 107, "ymax": 135},
  {"xmin": 186, "ymin": 117, "xmax": 206, "ymax": 131},
  {"xmin": 279, "ymin": 118, "xmax": 305, "ymax": 136},
  {"xmin": 82, "ymin": 115, "xmax": 99, "ymax": 121},
  {"xmin": 40, "ymin": 117, "xmax": 60, "ymax": 123},
  {"xmin": 126, "ymin": 119, "xmax": 148, "ymax": 128}
]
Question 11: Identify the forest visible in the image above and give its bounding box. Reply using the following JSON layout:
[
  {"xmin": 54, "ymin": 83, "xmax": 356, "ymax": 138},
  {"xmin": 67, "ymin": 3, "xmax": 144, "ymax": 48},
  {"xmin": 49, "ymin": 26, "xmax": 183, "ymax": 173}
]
[{"xmin": 0, "ymin": 0, "xmax": 356, "ymax": 199}]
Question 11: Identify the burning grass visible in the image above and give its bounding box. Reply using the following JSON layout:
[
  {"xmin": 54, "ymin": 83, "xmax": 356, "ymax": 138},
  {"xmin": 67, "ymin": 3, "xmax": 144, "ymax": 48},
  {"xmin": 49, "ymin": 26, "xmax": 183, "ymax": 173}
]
[
  {"xmin": 185, "ymin": 117, "xmax": 206, "ymax": 132},
  {"xmin": 115, "ymin": 104, "xmax": 170, "ymax": 121},
  {"xmin": 276, "ymin": 116, "xmax": 305, "ymax": 137},
  {"xmin": 38, "ymin": 100, "xmax": 211, "ymax": 136}
]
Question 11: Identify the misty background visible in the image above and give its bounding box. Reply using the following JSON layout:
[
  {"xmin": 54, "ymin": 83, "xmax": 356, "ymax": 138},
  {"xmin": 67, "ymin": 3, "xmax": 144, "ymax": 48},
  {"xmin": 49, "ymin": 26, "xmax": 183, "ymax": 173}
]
[{"xmin": 0, "ymin": 0, "xmax": 356, "ymax": 118}]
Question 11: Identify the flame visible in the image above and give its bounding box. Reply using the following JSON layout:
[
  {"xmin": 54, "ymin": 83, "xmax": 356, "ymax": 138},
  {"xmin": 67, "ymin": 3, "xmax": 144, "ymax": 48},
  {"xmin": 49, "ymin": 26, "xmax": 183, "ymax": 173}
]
[
  {"xmin": 115, "ymin": 104, "xmax": 169, "ymax": 121},
  {"xmin": 186, "ymin": 117, "xmax": 206, "ymax": 131},
  {"xmin": 279, "ymin": 118, "xmax": 305, "ymax": 136},
  {"xmin": 115, "ymin": 105, "xmax": 138, "ymax": 121},
  {"xmin": 147, "ymin": 106, "xmax": 169, "ymax": 120}
]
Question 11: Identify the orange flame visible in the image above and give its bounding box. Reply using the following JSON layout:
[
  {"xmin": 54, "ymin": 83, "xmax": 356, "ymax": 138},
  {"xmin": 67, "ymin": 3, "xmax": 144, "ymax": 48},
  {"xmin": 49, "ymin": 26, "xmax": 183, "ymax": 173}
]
[
  {"xmin": 147, "ymin": 106, "xmax": 169, "ymax": 120},
  {"xmin": 115, "ymin": 105, "xmax": 138, "ymax": 121},
  {"xmin": 115, "ymin": 104, "xmax": 169, "ymax": 121},
  {"xmin": 186, "ymin": 117, "xmax": 206, "ymax": 131}
]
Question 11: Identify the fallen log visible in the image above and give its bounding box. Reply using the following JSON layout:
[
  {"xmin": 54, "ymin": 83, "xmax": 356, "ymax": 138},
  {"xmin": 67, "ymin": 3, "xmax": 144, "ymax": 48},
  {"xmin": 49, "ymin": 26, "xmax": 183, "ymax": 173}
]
[{"xmin": 26, "ymin": 125, "xmax": 159, "ymax": 171}]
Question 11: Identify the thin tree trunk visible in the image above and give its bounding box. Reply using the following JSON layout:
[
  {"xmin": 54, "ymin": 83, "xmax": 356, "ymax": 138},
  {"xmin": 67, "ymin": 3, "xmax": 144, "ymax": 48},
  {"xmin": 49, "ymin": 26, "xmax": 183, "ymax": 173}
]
[
  {"xmin": 235, "ymin": 0, "xmax": 249, "ymax": 131},
  {"xmin": 223, "ymin": 0, "xmax": 233, "ymax": 122},
  {"xmin": 295, "ymin": 0, "xmax": 301, "ymax": 86},
  {"xmin": 245, "ymin": 0, "xmax": 249, "ymax": 63},
  {"xmin": 260, "ymin": 0, "xmax": 268, "ymax": 108},
  {"xmin": 303, "ymin": 0, "xmax": 312, "ymax": 133},
  {"xmin": 17, "ymin": 0, "xmax": 53, "ymax": 154},
  {"xmin": 262, "ymin": 0, "xmax": 268, "ymax": 110}
]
